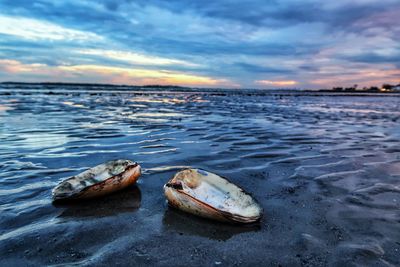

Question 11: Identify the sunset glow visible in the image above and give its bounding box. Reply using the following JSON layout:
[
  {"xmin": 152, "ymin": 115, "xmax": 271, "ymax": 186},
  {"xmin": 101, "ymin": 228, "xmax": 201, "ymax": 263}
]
[
  {"xmin": 59, "ymin": 64, "xmax": 226, "ymax": 86},
  {"xmin": 0, "ymin": 1, "xmax": 399, "ymax": 88},
  {"xmin": 255, "ymin": 80, "xmax": 298, "ymax": 87},
  {"xmin": 77, "ymin": 49, "xmax": 199, "ymax": 67}
]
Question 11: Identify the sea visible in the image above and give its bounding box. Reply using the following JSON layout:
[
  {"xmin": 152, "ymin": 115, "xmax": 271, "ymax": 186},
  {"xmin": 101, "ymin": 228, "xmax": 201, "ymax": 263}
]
[{"xmin": 1, "ymin": 84, "xmax": 399, "ymax": 266}]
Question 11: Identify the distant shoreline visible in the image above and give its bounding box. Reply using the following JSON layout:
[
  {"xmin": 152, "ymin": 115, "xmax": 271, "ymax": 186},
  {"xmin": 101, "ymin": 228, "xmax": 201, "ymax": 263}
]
[
  {"xmin": 1, "ymin": 81, "xmax": 399, "ymax": 94},
  {"xmin": 0, "ymin": 81, "xmax": 189, "ymax": 89}
]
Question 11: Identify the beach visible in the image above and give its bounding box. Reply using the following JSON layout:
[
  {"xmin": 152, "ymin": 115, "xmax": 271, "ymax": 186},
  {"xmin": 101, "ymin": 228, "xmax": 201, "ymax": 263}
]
[{"xmin": 1, "ymin": 85, "xmax": 400, "ymax": 266}]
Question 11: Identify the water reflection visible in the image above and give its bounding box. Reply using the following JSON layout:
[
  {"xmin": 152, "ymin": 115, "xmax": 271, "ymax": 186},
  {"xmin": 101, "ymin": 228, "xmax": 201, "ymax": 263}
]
[
  {"xmin": 302, "ymin": 105, "xmax": 400, "ymax": 115},
  {"xmin": 62, "ymin": 101, "xmax": 87, "ymax": 108},
  {"xmin": 55, "ymin": 185, "xmax": 141, "ymax": 219},
  {"xmin": 2, "ymin": 89, "xmax": 400, "ymax": 266},
  {"xmin": 162, "ymin": 207, "xmax": 260, "ymax": 241},
  {"xmin": 0, "ymin": 104, "xmax": 13, "ymax": 112},
  {"xmin": 130, "ymin": 96, "xmax": 208, "ymax": 104},
  {"xmin": 15, "ymin": 132, "xmax": 73, "ymax": 149}
]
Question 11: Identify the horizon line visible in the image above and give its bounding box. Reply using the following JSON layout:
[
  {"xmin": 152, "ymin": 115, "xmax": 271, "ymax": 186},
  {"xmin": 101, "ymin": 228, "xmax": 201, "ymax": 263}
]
[{"xmin": 0, "ymin": 81, "xmax": 306, "ymax": 91}]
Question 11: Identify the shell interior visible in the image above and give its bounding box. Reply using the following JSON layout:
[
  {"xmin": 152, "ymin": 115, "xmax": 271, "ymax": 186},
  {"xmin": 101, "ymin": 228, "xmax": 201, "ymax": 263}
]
[
  {"xmin": 52, "ymin": 159, "xmax": 136, "ymax": 200},
  {"xmin": 166, "ymin": 169, "xmax": 262, "ymax": 222}
]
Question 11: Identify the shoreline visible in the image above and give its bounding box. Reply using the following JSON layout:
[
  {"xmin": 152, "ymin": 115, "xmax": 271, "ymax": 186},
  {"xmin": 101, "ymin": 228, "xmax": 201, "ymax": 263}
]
[
  {"xmin": 1, "ymin": 88, "xmax": 400, "ymax": 98},
  {"xmin": 1, "ymin": 82, "xmax": 399, "ymax": 95}
]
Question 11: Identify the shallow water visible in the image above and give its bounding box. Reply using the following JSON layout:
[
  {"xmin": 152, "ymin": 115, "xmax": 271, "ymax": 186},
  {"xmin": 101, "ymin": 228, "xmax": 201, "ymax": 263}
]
[{"xmin": 0, "ymin": 87, "xmax": 399, "ymax": 266}]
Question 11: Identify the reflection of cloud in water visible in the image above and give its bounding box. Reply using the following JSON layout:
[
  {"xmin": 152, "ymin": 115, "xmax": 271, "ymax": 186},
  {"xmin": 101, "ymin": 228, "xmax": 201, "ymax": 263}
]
[
  {"xmin": 130, "ymin": 96, "xmax": 209, "ymax": 104},
  {"xmin": 302, "ymin": 106, "xmax": 400, "ymax": 115},
  {"xmin": 0, "ymin": 104, "xmax": 13, "ymax": 112},
  {"xmin": 128, "ymin": 104, "xmax": 147, "ymax": 108},
  {"xmin": 133, "ymin": 148, "xmax": 178, "ymax": 155},
  {"xmin": 121, "ymin": 111, "xmax": 187, "ymax": 123},
  {"xmin": 162, "ymin": 207, "xmax": 260, "ymax": 241},
  {"xmin": 14, "ymin": 132, "xmax": 73, "ymax": 149},
  {"xmin": 130, "ymin": 97, "xmax": 186, "ymax": 104},
  {"xmin": 133, "ymin": 112, "xmax": 191, "ymax": 118},
  {"xmin": 131, "ymin": 117, "xmax": 169, "ymax": 123},
  {"xmin": 55, "ymin": 185, "xmax": 141, "ymax": 219},
  {"xmin": 62, "ymin": 101, "xmax": 87, "ymax": 108},
  {"xmin": 144, "ymin": 165, "xmax": 192, "ymax": 174}
]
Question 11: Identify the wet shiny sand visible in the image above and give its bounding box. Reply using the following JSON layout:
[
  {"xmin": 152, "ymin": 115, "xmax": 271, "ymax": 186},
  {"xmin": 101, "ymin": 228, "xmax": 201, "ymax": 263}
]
[{"xmin": 0, "ymin": 88, "xmax": 399, "ymax": 266}]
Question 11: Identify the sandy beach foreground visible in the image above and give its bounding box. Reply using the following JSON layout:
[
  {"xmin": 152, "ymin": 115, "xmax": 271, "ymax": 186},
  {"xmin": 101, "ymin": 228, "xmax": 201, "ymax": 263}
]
[{"xmin": 0, "ymin": 86, "xmax": 399, "ymax": 266}]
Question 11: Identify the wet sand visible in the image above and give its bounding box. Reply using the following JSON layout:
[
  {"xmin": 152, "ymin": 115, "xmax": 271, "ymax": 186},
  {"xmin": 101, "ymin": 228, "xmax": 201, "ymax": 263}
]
[{"xmin": 0, "ymin": 87, "xmax": 399, "ymax": 266}]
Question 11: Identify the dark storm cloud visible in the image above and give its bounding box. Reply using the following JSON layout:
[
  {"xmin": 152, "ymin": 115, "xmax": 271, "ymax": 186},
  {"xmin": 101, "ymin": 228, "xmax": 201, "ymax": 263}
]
[
  {"xmin": 124, "ymin": 0, "xmax": 399, "ymax": 29},
  {"xmin": 345, "ymin": 53, "xmax": 400, "ymax": 67},
  {"xmin": 235, "ymin": 63, "xmax": 293, "ymax": 74}
]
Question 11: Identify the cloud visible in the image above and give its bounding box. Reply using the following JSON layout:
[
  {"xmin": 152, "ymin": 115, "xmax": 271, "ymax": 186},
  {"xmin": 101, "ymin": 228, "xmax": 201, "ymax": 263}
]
[
  {"xmin": 344, "ymin": 52, "xmax": 400, "ymax": 67},
  {"xmin": 236, "ymin": 63, "xmax": 294, "ymax": 74},
  {"xmin": 58, "ymin": 64, "xmax": 224, "ymax": 86},
  {"xmin": 255, "ymin": 80, "xmax": 298, "ymax": 87},
  {"xmin": 0, "ymin": 0, "xmax": 399, "ymax": 88},
  {"xmin": 77, "ymin": 49, "xmax": 200, "ymax": 67},
  {"xmin": 0, "ymin": 59, "xmax": 45, "ymax": 73},
  {"xmin": 0, "ymin": 59, "xmax": 233, "ymax": 87},
  {"xmin": 310, "ymin": 68, "xmax": 400, "ymax": 88},
  {"xmin": 0, "ymin": 14, "xmax": 102, "ymax": 42}
]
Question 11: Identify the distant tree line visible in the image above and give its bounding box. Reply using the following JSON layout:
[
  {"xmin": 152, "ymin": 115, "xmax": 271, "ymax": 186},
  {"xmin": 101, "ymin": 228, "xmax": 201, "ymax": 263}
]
[{"xmin": 329, "ymin": 82, "xmax": 400, "ymax": 92}]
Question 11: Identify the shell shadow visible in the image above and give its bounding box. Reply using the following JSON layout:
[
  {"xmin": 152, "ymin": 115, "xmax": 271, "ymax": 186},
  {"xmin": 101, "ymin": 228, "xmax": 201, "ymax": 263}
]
[
  {"xmin": 162, "ymin": 206, "xmax": 261, "ymax": 241},
  {"xmin": 54, "ymin": 185, "xmax": 141, "ymax": 219}
]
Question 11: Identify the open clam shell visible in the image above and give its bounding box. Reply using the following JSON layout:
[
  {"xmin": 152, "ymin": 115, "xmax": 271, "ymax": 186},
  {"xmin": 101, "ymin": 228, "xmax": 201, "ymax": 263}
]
[
  {"xmin": 164, "ymin": 169, "xmax": 263, "ymax": 224},
  {"xmin": 52, "ymin": 159, "xmax": 141, "ymax": 201}
]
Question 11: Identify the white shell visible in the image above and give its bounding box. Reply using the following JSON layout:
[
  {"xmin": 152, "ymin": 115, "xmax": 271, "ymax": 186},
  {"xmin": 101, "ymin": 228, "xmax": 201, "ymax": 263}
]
[
  {"xmin": 52, "ymin": 159, "xmax": 141, "ymax": 201},
  {"xmin": 164, "ymin": 169, "xmax": 262, "ymax": 223}
]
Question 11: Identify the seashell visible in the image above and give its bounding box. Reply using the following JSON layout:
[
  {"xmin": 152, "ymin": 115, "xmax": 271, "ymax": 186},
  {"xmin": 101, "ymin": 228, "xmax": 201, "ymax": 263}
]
[
  {"xmin": 164, "ymin": 169, "xmax": 262, "ymax": 224},
  {"xmin": 52, "ymin": 159, "xmax": 141, "ymax": 201}
]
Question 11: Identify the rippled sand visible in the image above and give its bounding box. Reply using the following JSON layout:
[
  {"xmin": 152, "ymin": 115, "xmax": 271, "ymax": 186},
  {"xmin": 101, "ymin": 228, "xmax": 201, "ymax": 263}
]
[{"xmin": 0, "ymin": 88, "xmax": 399, "ymax": 266}]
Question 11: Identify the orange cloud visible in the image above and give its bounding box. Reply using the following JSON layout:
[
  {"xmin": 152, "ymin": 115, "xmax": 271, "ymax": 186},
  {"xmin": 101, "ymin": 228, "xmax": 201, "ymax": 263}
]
[
  {"xmin": 255, "ymin": 80, "xmax": 298, "ymax": 86},
  {"xmin": 59, "ymin": 64, "xmax": 227, "ymax": 86},
  {"xmin": 0, "ymin": 59, "xmax": 46, "ymax": 73},
  {"xmin": 0, "ymin": 59, "xmax": 233, "ymax": 87},
  {"xmin": 311, "ymin": 68, "xmax": 400, "ymax": 88}
]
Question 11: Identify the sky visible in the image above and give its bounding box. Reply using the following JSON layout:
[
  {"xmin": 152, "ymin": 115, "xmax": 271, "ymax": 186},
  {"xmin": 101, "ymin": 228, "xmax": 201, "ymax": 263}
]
[{"xmin": 0, "ymin": 0, "xmax": 399, "ymax": 89}]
